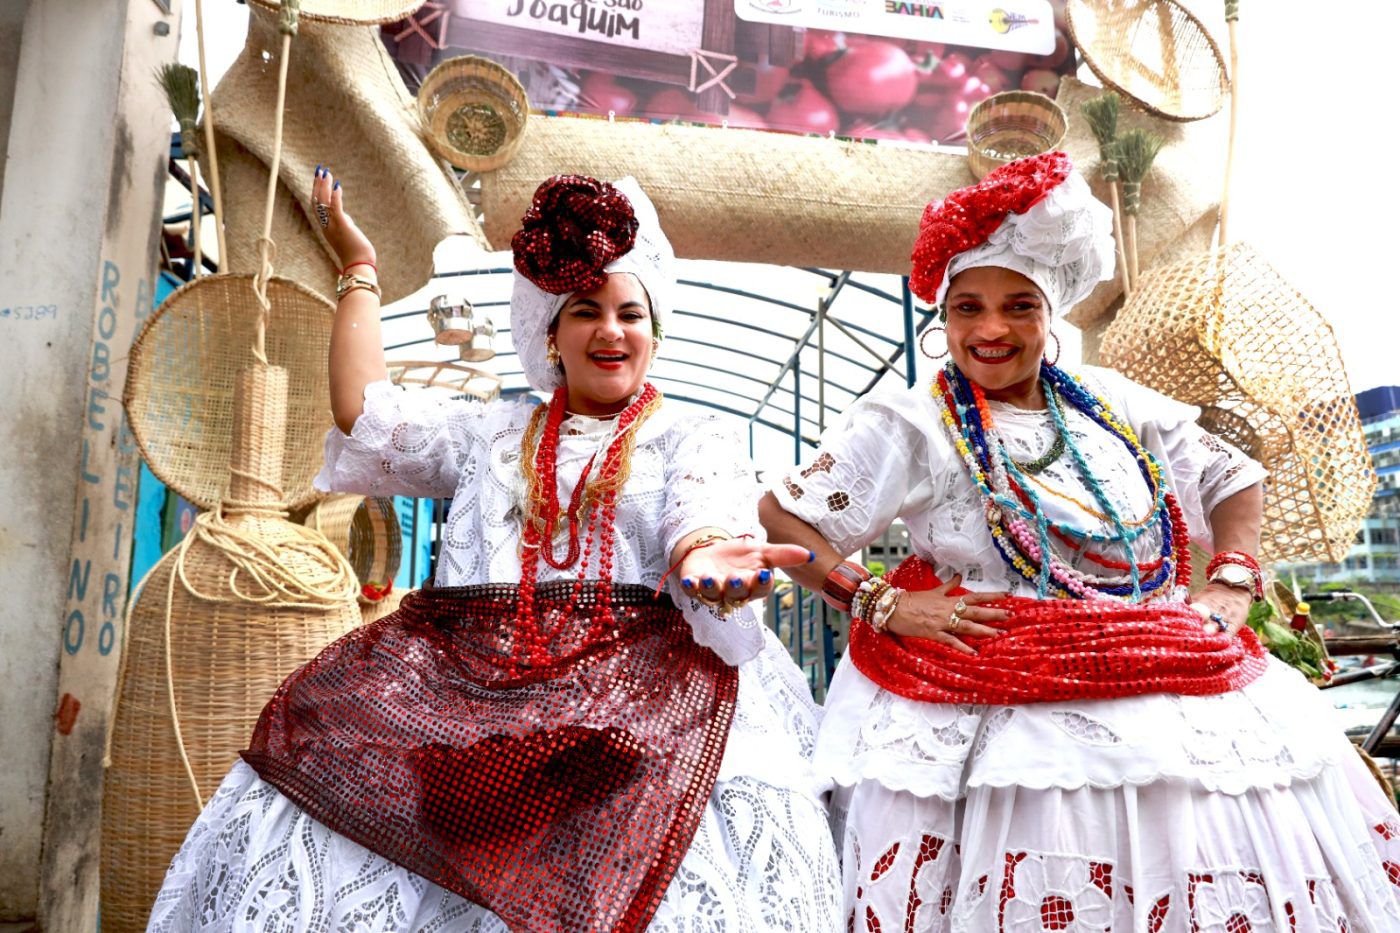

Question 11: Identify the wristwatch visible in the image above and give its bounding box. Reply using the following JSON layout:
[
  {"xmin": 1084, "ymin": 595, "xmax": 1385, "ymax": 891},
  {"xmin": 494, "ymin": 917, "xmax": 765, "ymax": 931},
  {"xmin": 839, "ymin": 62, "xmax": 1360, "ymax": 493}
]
[{"xmin": 1208, "ymin": 562, "xmax": 1262, "ymax": 601}]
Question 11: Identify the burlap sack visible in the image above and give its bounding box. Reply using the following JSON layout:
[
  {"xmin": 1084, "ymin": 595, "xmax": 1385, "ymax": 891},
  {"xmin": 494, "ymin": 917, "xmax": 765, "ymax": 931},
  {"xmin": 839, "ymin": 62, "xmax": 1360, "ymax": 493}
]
[{"xmin": 204, "ymin": 5, "xmax": 485, "ymax": 304}]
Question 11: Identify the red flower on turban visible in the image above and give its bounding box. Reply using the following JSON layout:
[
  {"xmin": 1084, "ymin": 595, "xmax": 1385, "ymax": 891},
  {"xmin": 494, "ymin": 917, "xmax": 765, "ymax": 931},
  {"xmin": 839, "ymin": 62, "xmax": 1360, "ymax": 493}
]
[
  {"xmin": 909, "ymin": 151, "xmax": 1072, "ymax": 303},
  {"xmin": 511, "ymin": 175, "xmax": 639, "ymax": 295}
]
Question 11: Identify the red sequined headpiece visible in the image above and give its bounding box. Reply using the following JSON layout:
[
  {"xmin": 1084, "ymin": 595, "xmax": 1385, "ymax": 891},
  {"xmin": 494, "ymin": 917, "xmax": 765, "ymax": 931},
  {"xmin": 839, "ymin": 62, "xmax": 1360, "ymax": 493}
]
[
  {"xmin": 512, "ymin": 175, "xmax": 639, "ymax": 295},
  {"xmin": 909, "ymin": 151, "xmax": 1072, "ymax": 303}
]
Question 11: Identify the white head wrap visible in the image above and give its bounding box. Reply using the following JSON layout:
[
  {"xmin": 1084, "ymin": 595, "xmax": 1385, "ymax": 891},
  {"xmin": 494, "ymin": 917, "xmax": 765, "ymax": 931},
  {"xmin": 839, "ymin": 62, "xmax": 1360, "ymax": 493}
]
[
  {"xmin": 933, "ymin": 169, "xmax": 1115, "ymax": 316},
  {"xmin": 509, "ymin": 176, "xmax": 674, "ymax": 392}
]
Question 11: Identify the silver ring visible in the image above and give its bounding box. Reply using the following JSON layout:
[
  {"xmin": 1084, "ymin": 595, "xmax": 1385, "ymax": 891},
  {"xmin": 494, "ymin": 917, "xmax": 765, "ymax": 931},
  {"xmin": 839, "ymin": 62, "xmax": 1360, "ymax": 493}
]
[
  {"xmin": 954, "ymin": 598, "xmax": 968, "ymax": 615},
  {"xmin": 314, "ymin": 201, "xmax": 330, "ymax": 228},
  {"xmin": 1209, "ymin": 612, "xmax": 1228, "ymax": 633}
]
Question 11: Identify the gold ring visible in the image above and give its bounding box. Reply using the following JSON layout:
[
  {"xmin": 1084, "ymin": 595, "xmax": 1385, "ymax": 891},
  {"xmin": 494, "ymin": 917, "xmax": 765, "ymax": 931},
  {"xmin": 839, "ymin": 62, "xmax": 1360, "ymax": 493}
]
[{"xmin": 948, "ymin": 611, "xmax": 962, "ymax": 633}]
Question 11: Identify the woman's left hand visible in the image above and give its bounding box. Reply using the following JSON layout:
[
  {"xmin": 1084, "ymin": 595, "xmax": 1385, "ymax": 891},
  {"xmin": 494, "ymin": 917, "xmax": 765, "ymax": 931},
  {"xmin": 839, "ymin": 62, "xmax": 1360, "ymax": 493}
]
[
  {"xmin": 1189, "ymin": 582, "xmax": 1254, "ymax": 636},
  {"xmin": 677, "ymin": 539, "xmax": 813, "ymax": 614}
]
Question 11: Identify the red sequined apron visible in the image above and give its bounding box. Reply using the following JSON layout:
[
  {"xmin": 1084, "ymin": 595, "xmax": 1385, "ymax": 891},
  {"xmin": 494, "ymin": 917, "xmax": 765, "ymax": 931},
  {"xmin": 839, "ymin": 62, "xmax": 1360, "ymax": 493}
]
[
  {"xmin": 848, "ymin": 556, "xmax": 1269, "ymax": 705},
  {"xmin": 242, "ymin": 582, "xmax": 737, "ymax": 932}
]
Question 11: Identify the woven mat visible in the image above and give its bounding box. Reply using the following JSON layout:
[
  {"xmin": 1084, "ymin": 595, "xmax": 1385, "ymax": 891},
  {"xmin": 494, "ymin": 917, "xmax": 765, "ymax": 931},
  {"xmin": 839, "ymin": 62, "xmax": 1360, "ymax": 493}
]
[{"xmin": 205, "ymin": 5, "xmax": 484, "ymax": 304}]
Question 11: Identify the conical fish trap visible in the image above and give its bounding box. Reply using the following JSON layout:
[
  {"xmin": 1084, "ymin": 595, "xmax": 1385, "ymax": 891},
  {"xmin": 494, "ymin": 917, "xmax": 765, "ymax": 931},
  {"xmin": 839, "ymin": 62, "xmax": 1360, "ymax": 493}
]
[
  {"xmin": 101, "ymin": 366, "xmax": 360, "ymax": 932},
  {"xmin": 306, "ymin": 493, "xmax": 403, "ymax": 593},
  {"xmin": 1100, "ymin": 242, "xmax": 1375, "ymax": 564},
  {"xmin": 1066, "ymin": 0, "xmax": 1229, "ymax": 121},
  {"xmin": 124, "ymin": 274, "xmax": 333, "ymax": 511}
]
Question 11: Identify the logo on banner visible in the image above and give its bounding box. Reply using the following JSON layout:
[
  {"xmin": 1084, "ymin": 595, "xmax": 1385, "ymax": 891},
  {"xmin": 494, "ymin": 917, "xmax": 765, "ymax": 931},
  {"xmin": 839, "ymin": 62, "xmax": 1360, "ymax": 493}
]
[
  {"xmin": 748, "ymin": 0, "xmax": 803, "ymax": 12},
  {"xmin": 989, "ymin": 7, "xmax": 1038, "ymax": 32}
]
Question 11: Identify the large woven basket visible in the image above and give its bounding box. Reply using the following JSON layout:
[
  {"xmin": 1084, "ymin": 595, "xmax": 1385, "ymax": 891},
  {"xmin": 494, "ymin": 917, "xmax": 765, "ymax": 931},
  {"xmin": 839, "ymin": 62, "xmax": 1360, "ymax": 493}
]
[
  {"xmin": 246, "ymin": 0, "xmax": 425, "ymax": 25},
  {"xmin": 966, "ymin": 91, "xmax": 1068, "ymax": 180},
  {"xmin": 1066, "ymin": 0, "xmax": 1228, "ymax": 122},
  {"xmin": 101, "ymin": 366, "xmax": 360, "ymax": 931},
  {"xmin": 124, "ymin": 274, "xmax": 333, "ymax": 512},
  {"xmin": 306, "ymin": 494, "xmax": 403, "ymax": 593},
  {"xmin": 1100, "ymin": 242, "xmax": 1375, "ymax": 564},
  {"xmin": 419, "ymin": 56, "xmax": 530, "ymax": 172}
]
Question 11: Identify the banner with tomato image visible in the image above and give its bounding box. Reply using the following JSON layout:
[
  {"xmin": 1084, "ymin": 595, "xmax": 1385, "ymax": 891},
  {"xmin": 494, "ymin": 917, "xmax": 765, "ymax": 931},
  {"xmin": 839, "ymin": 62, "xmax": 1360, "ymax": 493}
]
[{"xmin": 393, "ymin": 0, "xmax": 1077, "ymax": 146}]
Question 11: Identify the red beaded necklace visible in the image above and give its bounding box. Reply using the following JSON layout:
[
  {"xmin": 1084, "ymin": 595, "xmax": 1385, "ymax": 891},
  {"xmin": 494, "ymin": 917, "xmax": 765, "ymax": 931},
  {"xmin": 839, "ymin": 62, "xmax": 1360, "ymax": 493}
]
[{"xmin": 514, "ymin": 383, "xmax": 661, "ymax": 670}]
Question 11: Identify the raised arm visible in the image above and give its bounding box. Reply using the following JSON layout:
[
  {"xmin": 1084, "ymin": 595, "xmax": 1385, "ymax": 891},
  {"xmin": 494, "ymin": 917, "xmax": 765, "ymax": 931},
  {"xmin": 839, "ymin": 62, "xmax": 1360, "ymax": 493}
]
[{"xmin": 313, "ymin": 166, "xmax": 387, "ymax": 434}]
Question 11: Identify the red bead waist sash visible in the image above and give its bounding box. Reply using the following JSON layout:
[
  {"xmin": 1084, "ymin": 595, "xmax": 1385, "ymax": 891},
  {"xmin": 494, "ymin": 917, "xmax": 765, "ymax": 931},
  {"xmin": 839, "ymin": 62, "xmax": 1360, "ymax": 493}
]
[
  {"xmin": 242, "ymin": 582, "xmax": 738, "ymax": 932},
  {"xmin": 849, "ymin": 557, "xmax": 1269, "ymax": 705}
]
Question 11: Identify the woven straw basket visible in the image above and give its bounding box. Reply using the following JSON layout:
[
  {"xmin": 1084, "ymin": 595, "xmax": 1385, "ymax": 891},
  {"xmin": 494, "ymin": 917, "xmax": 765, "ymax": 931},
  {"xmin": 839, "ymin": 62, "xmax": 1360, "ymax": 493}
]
[
  {"xmin": 101, "ymin": 366, "xmax": 360, "ymax": 932},
  {"xmin": 306, "ymin": 494, "xmax": 403, "ymax": 593},
  {"xmin": 419, "ymin": 56, "xmax": 530, "ymax": 172},
  {"xmin": 124, "ymin": 274, "xmax": 333, "ymax": 512},
  {"xmin": 966, "ymin": 91, "xmax": 1068, "ymax": 180},
  {"xmin": 1066, "ymin": 0, "xmax": 1228, "ymax": 122},
  {"xmin": 362, "ymin": 586, "xmax": 411, "ymax": 625},
  {"xmin": 1100, "ymin": 243, "xmax": 1375, "ymax": 564},
  {"xmin": 246, "ymin": 0, "xmax": 426, "ymax": 26}
]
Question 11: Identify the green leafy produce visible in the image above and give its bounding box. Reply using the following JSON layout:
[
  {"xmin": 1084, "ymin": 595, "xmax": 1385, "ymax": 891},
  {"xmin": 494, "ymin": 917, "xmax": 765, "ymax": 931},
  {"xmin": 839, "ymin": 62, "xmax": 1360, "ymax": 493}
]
[{"xmin": 1245, "ymin": 601, "xmax": 1328, "ymax": 681}]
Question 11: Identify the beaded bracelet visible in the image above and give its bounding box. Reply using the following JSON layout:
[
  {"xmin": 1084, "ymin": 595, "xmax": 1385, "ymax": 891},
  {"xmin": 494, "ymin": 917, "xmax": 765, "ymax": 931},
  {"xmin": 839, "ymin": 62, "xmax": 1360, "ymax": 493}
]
[
  {"xmin": 852, "ymin": 576, "xmax": 889, "ymax": 622},
  {"xmin": 869, "ymin": 587, "xmax": 903, "ymax": 634},
  {"xmin": 823, "ymin": 560, "xmax": 872, "ymax": 612}
]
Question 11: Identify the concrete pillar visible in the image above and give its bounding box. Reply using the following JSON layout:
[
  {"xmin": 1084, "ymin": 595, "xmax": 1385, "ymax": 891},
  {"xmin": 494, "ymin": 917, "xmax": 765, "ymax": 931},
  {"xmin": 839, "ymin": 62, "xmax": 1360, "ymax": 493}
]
[{"xmin": 0, "ymin": 0, "xmax": 178, "ymax": 926}]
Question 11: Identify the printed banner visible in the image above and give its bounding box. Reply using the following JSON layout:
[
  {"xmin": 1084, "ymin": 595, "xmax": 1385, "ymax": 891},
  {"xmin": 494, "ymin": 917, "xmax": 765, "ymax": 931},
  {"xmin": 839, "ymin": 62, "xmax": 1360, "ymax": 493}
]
[
  {"xmin": 737, "ymin": 0, "xmax": 1056, "ymax": 56},
  {"xmin": 454, "ymin": 0, "xmax": 705, "ymax": 57}
]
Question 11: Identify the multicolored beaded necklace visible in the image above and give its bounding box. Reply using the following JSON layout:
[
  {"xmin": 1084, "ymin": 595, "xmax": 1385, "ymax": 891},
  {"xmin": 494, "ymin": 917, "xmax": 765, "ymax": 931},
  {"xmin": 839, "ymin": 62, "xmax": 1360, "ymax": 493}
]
[
  {"xmin": 934, "ymin": 361, "xmax": 1192, "ymax": 602},
  {"xmin": 514, "ymin": 382, "xmax": 662, "ymax": 669}
]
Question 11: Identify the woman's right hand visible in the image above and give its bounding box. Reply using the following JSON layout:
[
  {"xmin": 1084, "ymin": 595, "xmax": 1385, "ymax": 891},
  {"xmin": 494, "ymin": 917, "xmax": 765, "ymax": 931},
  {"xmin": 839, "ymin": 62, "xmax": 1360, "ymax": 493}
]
[
  {"xmin": 885, "ymin": 574, "xmax": 1008, "ymax": 655},
  {"xmin": 312, "ymin": 165, "xmax": 377, "ymax": 271}
]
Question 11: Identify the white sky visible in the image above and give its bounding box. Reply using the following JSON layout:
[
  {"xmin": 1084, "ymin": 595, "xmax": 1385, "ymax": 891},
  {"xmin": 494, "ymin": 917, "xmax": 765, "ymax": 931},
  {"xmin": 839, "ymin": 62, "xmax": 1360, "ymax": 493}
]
[{"xmin": 178, "ymin": 0, "xmax": 1399, "ymax": 474}]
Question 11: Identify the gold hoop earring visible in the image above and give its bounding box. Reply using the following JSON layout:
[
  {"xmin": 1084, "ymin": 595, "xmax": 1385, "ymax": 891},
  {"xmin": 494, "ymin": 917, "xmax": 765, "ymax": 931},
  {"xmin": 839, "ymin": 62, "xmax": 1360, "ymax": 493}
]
[
  {"xmin": 918, "ymin": 327, "xmax": 949, "ymax": 360},
  {"xmin": 545, "ymin": 339, "xmax": 561, "ymax": 367},
  {"xmin": 1045, "ymin": 331, "xmax": 1061, "ymax": 367}
]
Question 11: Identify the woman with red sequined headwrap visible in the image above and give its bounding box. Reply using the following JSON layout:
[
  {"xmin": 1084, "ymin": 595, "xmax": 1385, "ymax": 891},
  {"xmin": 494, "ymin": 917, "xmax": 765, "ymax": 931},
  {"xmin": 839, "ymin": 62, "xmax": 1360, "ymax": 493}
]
[
  {"xmin": 760, "ymin": 153, "xmax": 1400, "ymax": 931},
  {"xmin": 147, "ymin": 172, "xmax": 842, "ymax": 932}
]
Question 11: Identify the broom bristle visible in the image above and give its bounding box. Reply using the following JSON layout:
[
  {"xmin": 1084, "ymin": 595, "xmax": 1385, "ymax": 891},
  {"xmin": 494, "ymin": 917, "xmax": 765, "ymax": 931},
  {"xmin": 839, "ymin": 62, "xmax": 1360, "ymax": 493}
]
[
  {"xmin": 1114, "ymin": 129, "xmax": 1165, "ymax": 185},
  {"xmin": 155, "ymin": 63, "xmax": 201, "ymax": 136},
  {"xmin": 1079, "ymin": 93, "xmax": 1120, "ymax": 153}
]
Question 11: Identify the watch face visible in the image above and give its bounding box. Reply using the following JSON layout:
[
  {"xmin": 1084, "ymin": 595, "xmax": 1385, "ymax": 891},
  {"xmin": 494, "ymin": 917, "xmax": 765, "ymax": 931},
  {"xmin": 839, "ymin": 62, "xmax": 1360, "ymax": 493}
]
[{"xmin": 1212, "ymin": 564, "xmax": 1252, "ymax": 586}]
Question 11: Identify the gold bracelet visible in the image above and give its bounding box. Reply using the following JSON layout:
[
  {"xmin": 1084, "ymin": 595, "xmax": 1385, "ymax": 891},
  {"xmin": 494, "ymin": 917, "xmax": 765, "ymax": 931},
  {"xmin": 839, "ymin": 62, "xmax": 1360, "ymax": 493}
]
[
  {"xmin": 336, "ymin": 272, "xmax": 381, "ymax": 300},
  {"xmin": 336, "ymin": 281, "xmax": 379, "ymax": 301}
]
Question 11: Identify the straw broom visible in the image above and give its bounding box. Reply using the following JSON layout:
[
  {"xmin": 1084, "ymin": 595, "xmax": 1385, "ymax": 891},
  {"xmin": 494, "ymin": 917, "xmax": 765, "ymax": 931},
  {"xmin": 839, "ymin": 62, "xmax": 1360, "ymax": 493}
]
[
  {"xmin": 157, "ymin": 63, "xmax": 204, "ymax": 277},
  {"xmin": 1114, "ymin": 128, "xmax": 1165, "ymax": 289},
  {"xmin": 1080, "ymin": 93, "xmax": 1132, "ymax": 299}
]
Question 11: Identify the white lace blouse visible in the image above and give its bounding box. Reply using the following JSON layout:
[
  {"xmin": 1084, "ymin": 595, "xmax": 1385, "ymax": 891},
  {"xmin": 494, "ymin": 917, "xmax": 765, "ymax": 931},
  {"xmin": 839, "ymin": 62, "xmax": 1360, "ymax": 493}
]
[
  {"xmin": 766, "ymin": 366, "xmax": 1328, "ymax": 800},
  {"xmin": 314, "ymin": 382, "xmax": 823, "ymax": 795}
]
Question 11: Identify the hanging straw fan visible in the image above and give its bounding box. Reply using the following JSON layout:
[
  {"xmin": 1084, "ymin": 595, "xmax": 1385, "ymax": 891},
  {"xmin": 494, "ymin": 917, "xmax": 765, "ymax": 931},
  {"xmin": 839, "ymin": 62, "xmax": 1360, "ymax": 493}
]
[
  {"xmin": 305, "ymin": 494, "xmax": 403, "ymax": 597},
  {"xmin": 124, "ymin": 274, "xmax": 333, "ymax": 511},
  {"xmin": 1099, "ymin": 242, "xmax": 1375, "ymax": 564},
  {"xmin": 1066, "ymin": 0, "xmax": 1229, "ymax": 122},
  {"xmin": 246, "ymin": 0, "xmax": 426, "ymax": 25}
]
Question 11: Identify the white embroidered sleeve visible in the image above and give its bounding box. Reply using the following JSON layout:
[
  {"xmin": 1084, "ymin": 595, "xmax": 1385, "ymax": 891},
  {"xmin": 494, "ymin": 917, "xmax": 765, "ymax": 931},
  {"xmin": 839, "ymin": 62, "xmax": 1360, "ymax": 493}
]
[
  {"xmin": 767, "ymin": 394, "xmax": 933, "ymax": 559},
  {"xmin": 1084, "ymin": 367, "xmax": 1268, "ymax": 551},
  {"xmin": 659, "ymin": 416, "xmax": 769, "ymax": 666},
  {"xmin": 313, "ymin": 380, "xmax": 496, "ymax": 500}
]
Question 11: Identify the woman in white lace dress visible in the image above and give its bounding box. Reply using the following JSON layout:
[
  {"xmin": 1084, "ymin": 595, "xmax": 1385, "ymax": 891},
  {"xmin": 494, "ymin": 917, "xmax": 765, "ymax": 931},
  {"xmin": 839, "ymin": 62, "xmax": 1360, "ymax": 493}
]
[
  {"xmin": 760, "ymin": 153, "xmax": 1400, "ymax": 931},
  {"xmin": 147, "ymin": 173, "xmax": 841, "ymax": 931}
]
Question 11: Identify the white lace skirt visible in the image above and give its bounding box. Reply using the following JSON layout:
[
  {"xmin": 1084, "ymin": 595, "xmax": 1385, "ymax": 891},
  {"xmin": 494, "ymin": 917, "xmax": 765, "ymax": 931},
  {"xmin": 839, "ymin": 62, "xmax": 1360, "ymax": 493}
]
[
  {"xmin": 147, "ymin": 760, "xmax": 842, "ymax": 932},
  {"xmin": 819, "ymin": 657, "xmax": 1400, "ymax": 932}
]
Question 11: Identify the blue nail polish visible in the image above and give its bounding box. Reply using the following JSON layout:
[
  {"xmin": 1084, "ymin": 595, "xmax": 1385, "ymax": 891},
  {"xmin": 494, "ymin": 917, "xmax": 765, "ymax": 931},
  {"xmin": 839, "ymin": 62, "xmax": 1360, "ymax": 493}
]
[
  {"xmin": 334, "ymin": 180, "xmax": 341, "ymax": 190},
  {"xmin": 681, "ymin": 578, "xmax": 693, "ymax": 588},
  {"xmin": 729, "ymin": 578, "xmax": 743, "ymax": 589},
  {"xmin": 758, "ymin": 569, "xmax": 772, "ymax": 584},
  {"xmin": 701, "ymin": 577, "xmax": 714, "ymax": 588},
  {"xmin": 807, "ymin": 550, "xmax": 816, "ymax": 563},
  {"xmin": 316, "ymin": 163, "xmax": 322, "ymax": 175}
]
